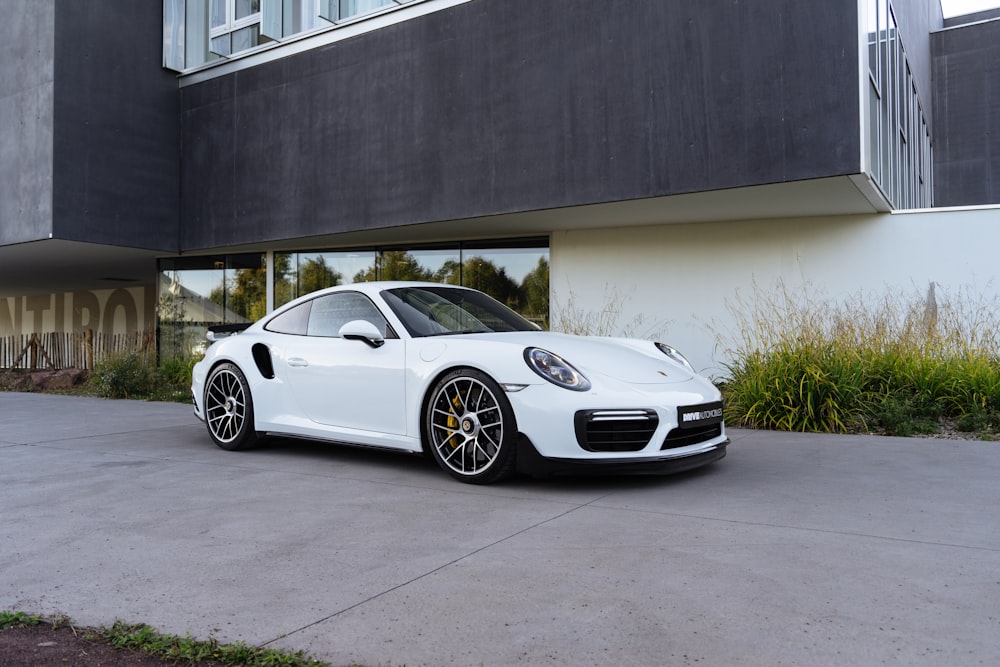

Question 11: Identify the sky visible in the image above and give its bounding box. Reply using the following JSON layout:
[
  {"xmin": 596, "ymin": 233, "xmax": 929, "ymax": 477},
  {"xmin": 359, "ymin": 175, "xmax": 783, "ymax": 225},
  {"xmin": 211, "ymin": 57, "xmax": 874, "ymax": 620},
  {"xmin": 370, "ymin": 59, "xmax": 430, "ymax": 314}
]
[{"xmin": 940, "ymin": 0, "xmax": 1000, "ymax": 17}]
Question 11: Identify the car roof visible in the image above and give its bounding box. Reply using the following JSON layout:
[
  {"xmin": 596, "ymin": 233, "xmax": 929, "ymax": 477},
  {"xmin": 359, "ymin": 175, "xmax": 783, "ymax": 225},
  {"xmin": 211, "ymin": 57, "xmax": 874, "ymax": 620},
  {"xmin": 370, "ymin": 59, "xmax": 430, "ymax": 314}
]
[
  {"xmin": 326, "ymin": 281, "xmax": 472, "ymax": 295},
  {"xmin": 269, "ymin": 281, "xmax": 474, "ymax": 315}
]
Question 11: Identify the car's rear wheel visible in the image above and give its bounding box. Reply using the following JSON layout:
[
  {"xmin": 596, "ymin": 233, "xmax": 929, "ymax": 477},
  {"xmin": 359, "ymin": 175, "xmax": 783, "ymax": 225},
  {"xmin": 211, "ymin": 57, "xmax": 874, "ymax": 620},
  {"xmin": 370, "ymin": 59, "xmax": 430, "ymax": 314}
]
[
  {"xmin": 204, "ymin": 362, "xmax": 258, "ymax": 451},
  {"xmin": 425, "ymin": 369, "xmax": 517, "ymax": 484}
]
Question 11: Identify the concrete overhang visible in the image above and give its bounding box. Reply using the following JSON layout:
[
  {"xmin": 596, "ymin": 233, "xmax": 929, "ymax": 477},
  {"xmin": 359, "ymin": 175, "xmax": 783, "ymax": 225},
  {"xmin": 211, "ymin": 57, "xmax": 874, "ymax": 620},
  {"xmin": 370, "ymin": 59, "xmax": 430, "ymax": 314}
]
[
  {"xmin": 0, "ymin": 175, "xmax": 889, "ymax": 297},
  {"xmin": 187, "ymin": 174, "xmax": 892, "ymax": 254},
  {"xmin": 0, "ymin": 240, "xmax": 162, "ymax": 298}
]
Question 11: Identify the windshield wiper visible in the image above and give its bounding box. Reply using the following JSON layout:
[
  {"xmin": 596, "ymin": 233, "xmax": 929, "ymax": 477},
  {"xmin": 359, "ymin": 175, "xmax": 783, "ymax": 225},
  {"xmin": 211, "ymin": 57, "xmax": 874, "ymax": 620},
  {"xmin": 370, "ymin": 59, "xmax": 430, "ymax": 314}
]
[{"xmin": 431, "ymin": 329, "xmax": 492, "ymax": 336}]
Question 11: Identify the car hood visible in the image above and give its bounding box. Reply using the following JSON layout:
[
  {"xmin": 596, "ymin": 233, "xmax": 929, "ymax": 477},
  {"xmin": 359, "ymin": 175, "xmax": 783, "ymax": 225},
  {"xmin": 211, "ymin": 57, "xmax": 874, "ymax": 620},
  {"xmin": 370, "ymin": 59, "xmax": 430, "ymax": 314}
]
[{"xmin": 427, "ymin": 331, "xmax": 697, "ymax": 385}]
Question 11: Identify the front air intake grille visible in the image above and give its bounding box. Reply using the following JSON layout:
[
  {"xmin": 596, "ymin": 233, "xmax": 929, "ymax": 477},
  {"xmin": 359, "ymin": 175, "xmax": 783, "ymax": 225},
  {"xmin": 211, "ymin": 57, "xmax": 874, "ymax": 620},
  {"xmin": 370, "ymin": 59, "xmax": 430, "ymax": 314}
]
[
  {"xmin": 575, "ymin": 410, "xmax": 659, "ymax": 452},
  {"xmin": 661, "ymin": 423, "xmax": 723, "ymax": 450}
]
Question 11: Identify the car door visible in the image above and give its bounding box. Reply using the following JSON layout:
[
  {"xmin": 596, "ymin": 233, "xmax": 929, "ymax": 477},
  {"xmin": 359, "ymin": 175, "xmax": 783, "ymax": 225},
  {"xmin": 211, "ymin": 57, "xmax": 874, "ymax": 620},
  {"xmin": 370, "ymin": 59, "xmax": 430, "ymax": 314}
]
[{"xmin": 279, "ymin": 292, "xmax": 407, "ymax": 436}]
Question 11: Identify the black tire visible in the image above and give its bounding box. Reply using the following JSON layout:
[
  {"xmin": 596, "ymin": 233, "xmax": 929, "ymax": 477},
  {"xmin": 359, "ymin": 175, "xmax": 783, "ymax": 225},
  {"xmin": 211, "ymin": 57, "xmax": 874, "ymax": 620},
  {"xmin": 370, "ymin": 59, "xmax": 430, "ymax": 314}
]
[
  {"xmin": 204, "ymin": 362, "xmax": 258, "ymax": 451},
  {"xmin": 425, "ymin": 369, "xmax": 517, "ymax": 484}
]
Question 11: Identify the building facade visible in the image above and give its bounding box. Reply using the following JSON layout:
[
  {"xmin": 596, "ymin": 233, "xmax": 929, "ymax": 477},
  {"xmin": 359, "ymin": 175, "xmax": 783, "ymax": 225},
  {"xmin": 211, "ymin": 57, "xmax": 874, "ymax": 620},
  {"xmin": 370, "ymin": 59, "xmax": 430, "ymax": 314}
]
[{"xmin": 1, "ymin": 0, "xmax": 998, "ymax": 373}]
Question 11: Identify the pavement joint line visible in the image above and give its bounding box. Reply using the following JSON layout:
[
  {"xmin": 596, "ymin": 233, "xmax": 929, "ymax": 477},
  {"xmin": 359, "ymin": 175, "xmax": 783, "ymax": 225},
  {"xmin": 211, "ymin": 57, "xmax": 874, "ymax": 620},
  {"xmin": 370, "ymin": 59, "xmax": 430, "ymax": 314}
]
[
  {"xmin": 259, "ymin": 492, "xmax": 615, "ymax": 648},
  {"xmin": 586, "ymin": 503, "xmax": 1000, "ymax": 553}
]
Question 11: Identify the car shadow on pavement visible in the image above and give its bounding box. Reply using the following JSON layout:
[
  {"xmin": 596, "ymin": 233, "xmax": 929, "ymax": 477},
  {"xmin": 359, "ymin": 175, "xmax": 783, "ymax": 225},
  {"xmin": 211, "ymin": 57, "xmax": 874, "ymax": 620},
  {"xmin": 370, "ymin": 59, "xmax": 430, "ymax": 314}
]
[{"xmin": 225, "ymin": 434, "xmax": 726, "ymax": 491}]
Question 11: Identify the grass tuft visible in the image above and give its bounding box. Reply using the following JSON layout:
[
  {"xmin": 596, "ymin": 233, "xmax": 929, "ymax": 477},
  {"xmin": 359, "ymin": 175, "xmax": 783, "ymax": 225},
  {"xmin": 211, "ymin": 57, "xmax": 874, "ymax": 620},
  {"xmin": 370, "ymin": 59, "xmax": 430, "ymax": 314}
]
[
  {"xmin": 0, "ymin": 611, "xmax": 42, "ymax": 630},
  {"xmin": 717, "ymin": 280, "xmax": 1000, "ymax": 436},
  {"xmin": 1, "ymin": 611, "xmax": 331, "ymax": 666},
  {"xmin": 102, "ymin": 620, "xmax": 328, "ymax": 666}
]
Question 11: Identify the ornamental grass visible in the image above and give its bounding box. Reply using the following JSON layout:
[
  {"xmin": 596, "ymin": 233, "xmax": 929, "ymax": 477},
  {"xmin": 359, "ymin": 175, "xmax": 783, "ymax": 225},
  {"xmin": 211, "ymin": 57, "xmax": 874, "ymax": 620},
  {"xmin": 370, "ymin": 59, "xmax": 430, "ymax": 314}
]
[{"xmin": 718, "ymin": 280, "xmax": 1000, "ymax": 436}]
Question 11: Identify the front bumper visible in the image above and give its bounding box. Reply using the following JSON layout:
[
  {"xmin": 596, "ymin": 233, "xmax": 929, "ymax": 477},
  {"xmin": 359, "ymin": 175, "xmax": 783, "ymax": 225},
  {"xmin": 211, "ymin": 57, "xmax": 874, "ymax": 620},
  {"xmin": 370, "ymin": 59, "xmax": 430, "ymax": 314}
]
[{"xmin": 515, "ymin": 434, "xmax": 728, "ymax": 478}]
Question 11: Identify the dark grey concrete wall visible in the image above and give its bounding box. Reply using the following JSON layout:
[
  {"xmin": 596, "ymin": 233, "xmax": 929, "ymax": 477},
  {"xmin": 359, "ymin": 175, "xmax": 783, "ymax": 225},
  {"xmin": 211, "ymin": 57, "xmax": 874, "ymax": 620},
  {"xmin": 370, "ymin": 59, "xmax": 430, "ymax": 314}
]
[
  {"xmin": 932, "ymin": 18, "xmax": 1000, "ymax": 206},
  {"xmin": 51, "ymin": 2, "xmax": 179, "ymax": 250},
  {"xmin": 0, "ymin": 1, "xmax": 55, "ymax": 245},
  {"xmin": 943, "ymin": 8, "xmax": 1000, "ymax": 28},
  {"xmin": 180, "ymin": 0, "xmax": 862, "ymax": 250}
]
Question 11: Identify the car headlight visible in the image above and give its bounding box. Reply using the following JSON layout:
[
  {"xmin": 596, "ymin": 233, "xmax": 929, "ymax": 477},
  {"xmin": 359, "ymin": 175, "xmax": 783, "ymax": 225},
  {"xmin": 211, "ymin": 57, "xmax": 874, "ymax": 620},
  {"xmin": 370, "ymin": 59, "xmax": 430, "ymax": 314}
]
[
  {"xmin": 524, "ymin": 348, "xmax": 591, "ymax": 391},
  {"xmin": 655, "ymin": 342, "xmax": 694, "ymax": 372}
]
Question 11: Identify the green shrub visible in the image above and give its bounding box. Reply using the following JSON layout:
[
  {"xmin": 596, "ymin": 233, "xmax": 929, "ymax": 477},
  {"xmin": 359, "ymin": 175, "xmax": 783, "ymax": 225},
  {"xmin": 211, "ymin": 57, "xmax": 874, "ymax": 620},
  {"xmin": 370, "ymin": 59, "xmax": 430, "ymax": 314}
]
[
  {"xmin": 719, "ymin": 280, "xmax": 1000, "ymax": 436},
  {"xmin": 157, "ymin": 355, "xmax": 197, "ymax": 387},
  {"xmin": 872, "ymin": 395, "xmax": 942, "ymax": 436},
  {"xmin": 83, "ymin": 351, "xmax": 199, "ymax": 402},
  {"xmin": 151, "ymin": 355, "xmax": 198, "ymax": 403},
  {"xmin": 88, "ymin": 351, "xmax": 156, "ymax": 399}
]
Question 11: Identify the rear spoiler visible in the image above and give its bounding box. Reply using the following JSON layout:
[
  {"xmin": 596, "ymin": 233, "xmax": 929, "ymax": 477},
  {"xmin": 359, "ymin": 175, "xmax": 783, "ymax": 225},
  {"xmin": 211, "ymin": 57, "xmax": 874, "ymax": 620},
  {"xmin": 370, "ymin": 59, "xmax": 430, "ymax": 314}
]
[{"xmin": 206, "ymin": 323, "xmax": 252, "ymax": 342}]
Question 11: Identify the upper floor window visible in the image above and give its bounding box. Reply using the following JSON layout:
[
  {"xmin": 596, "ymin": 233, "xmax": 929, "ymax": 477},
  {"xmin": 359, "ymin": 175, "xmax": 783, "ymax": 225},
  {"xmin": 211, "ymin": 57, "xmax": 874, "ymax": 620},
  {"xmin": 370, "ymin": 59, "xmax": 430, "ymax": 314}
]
[
  {"xmin": 164, "ymin": 0, "xmax": 424, "ymax": 72},
  {"xmin": 210, "ymin": 0, "xmax": 263, "ymax": 56},
  {"xmin": 863, "ymin": 0, "xmax": 933, "ymax": 209}
]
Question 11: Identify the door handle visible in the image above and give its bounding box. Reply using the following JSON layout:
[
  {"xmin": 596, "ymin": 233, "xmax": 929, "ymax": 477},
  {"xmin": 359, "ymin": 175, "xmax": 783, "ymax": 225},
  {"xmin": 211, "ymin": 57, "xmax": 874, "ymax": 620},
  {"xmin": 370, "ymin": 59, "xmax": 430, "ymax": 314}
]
[{"xmin": 287, "ymin": 357, "xmax": 309, "ymax": 367}]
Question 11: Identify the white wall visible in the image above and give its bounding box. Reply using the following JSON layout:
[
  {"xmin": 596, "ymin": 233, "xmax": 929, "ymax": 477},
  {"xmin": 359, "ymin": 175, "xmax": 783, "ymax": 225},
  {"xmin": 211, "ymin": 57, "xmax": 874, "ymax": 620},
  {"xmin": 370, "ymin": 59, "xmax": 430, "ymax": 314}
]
[{"xmin": 550, "ymin": 206, "xmax": 1000, "ymax": 377}]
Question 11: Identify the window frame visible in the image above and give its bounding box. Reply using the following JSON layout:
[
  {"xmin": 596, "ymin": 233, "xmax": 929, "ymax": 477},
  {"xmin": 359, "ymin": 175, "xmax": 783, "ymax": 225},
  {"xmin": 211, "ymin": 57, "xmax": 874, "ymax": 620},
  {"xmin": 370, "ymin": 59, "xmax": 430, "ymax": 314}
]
[{"xmin": 265, "ymin": 291, "xmax": 397, "ymax": 339}]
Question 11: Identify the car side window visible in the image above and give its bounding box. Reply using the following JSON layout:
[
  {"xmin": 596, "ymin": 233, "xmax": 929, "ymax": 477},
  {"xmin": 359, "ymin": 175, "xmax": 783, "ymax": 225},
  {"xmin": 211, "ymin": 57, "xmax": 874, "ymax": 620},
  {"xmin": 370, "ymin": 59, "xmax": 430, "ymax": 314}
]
[
  {"xmin": 306, "ymin": 292, "xmax": 389, "ymax": 338},
  {"xmin": 265, "ymin": 301, "xmax": 311, "ymax": 335}
]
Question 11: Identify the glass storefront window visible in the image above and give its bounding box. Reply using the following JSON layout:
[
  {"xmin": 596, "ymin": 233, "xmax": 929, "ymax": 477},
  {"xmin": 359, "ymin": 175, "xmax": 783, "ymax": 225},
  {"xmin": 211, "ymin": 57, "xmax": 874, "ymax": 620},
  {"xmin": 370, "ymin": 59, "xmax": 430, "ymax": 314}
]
[
  {"xmin": 274, "ymin": 250, "xmax": 377, "ymax": 308},
  {"xmin": 368, "ymin": 248, "xmax": 460, "ymax": 283},
  {"xmin": 157, "ymin": 254, "xmax": 264, "ymax": 360},
  {"xmin": 224, "ymin": 254, "xmax": 268, "ymax": 321},
  {"xmin": 459, "ymin": 247, "xmax": 549, "ymax": 328},
  {"xmin": 158, "ymin": 241, "xmax": 548, "ymax": 358},
  {"xmin": 158, "ymin": 256, "xmax": 226, "ymax": 360}
]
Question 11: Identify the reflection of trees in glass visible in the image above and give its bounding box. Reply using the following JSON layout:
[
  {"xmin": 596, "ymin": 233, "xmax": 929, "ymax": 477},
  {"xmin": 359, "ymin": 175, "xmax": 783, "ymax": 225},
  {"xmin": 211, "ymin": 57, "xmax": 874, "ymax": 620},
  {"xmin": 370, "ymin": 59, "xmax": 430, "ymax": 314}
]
[
  {"xmin": 212, "ymin": 267, "xmax": 267, "ymax": 322},
  {"xmin": 354, "ymin": 250, "xmax": 434, "ymax": 282},
  {"xmin": 436, "ymin": 257, "xmax": 521, "ymax": 308},
  {"xmin": 433, "ymin": 259, "xmax": 461, "ymax": 285},
  {"xmin": 435, "ymin": 255, "xmax": 548, "ymax": 329},
  {"xmin": 158, "ymin": 271, "xmax": 225, "ymax": 360},
  {"xmin": 275, "ymin": 255, "xmax": 348, "ymax": 307},
  {"xmin": 520, "ymin": 257, "xmax": 549, "ymax": 329},
  {"xmin": 273, "ymin": 253, "xmax": 296, "ymax": 308},
  {"xmin": 298, "ymin": 256, "xmax": 343, "ymax": 294},
  {"xmin": 157, "ymin": 276, "xmax": 189, "ymax": 360},
  {"xmin": 350, "ymin": 249, "xmax": 550, "ymax": 330}
]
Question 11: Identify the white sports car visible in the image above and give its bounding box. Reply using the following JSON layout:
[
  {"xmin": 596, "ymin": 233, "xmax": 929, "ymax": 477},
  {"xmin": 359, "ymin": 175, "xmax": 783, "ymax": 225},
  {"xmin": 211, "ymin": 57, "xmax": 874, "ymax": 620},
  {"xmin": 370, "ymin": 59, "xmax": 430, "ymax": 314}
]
[{"xmin": 192, "ymin": 282, "xmax": 728, "ymax": 484}]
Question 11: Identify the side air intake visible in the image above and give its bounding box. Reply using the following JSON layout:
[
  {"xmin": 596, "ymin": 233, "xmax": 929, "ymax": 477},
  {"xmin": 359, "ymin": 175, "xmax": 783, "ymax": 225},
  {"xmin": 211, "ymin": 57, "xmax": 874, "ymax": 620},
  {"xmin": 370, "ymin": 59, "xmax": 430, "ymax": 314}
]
[{"xmin": 252, "ymin": 343, "xmax": 275, "ymax": 379}]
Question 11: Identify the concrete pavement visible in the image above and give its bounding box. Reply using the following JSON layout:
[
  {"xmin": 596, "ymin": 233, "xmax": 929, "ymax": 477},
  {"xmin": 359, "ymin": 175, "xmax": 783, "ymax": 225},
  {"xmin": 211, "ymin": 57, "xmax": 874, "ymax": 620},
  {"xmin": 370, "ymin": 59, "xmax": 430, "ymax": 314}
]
[{"xmin": 1, "ymin": 392, "xmax": 998, "ymax": 666}]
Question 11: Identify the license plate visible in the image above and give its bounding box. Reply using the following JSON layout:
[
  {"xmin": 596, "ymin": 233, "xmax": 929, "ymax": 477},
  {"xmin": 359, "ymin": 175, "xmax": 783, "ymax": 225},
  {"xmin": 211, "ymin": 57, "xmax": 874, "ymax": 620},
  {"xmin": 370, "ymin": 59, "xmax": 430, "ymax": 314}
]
[{"xmin": 678, "ymin": 402, "xmax": 724, "ymax": 429}]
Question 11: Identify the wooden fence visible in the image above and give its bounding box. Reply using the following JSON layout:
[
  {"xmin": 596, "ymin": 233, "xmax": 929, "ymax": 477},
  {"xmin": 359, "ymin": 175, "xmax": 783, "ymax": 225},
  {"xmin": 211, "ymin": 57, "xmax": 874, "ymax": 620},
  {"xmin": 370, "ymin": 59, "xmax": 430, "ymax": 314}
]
[{"xmin": 0, "ymin": 330, "xmax": 155, "ymax": 371}]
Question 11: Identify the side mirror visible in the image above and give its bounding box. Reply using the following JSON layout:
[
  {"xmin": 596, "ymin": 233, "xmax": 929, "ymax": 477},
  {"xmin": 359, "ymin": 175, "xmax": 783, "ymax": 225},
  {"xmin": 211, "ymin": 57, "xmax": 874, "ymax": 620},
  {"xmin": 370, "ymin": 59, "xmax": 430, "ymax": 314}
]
[{"xmin": 339, "ymin": 320, "xmax": 386, "ymax": 348}]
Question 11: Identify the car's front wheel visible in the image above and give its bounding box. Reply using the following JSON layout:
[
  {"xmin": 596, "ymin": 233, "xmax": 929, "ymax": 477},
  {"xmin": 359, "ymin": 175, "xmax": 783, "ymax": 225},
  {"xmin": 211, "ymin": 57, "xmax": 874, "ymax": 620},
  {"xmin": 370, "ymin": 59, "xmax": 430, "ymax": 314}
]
[
  {"xmin": 425, "ymin": 369, "xmax": 517, "ymax": 484},
  {"xmin": 204, "ymin": 362, "xmax": 258, "ymax": 451}
]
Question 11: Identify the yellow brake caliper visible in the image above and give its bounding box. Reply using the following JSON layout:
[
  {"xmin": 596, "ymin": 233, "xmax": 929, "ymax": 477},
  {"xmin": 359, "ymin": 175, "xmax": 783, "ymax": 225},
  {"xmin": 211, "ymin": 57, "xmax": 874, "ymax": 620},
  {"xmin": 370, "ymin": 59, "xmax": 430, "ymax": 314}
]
[{"xmin": 446, "ymin": 393, "xmax": 462, "ymax": 448}]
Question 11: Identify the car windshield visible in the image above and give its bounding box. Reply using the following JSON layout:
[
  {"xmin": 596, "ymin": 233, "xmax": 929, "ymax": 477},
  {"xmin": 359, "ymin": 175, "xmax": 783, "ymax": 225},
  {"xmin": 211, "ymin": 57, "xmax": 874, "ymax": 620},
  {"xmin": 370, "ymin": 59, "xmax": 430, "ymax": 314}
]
[{"xmin": 382, "ymin": 286, "xmax": 539, "ymax": 337}]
